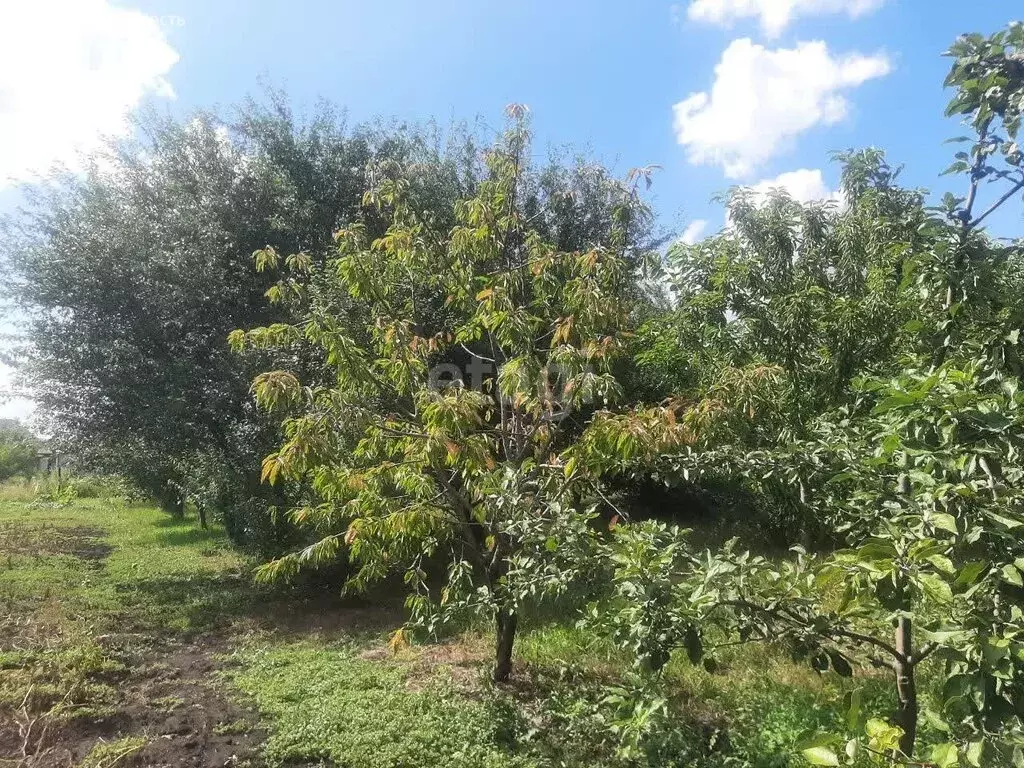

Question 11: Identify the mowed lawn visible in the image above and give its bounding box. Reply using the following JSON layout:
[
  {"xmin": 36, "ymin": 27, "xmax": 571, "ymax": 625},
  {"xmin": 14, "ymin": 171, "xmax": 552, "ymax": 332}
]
[{"xmin": 0, "ymin": 493, "xmax": 872, "ymax": 768}]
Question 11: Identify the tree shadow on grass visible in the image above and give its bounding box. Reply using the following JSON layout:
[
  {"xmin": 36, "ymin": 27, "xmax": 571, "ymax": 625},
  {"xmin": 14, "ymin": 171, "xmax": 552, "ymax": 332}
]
[
  {"xmin": 123, "ymin": 515, "xmax": 409, "ymax": 639},
  {"xmin": 118, "ymin": 569, "xmax": 407, "ymax": 639},
  {"xmin": 148, "ymin": 515, "xmax": 229, "ymax": 548},
  {"xmin": 115, "ymin": 572, "xmax": 266, "ymax": 632}
]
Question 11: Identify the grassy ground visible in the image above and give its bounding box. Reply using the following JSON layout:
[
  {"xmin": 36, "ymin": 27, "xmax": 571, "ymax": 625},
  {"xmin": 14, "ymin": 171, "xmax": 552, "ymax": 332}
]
[
  {"xmin": 0, "ymin": 496, "xmax": 267, "ymax": 767},
  {"xmin": 0, "ymin": 492, "xmax": 885, "ymax": 768}
]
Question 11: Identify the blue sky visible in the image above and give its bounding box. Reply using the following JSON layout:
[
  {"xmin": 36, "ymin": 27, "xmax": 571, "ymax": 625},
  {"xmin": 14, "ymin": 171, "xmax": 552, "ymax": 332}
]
[
  {"xmin": 130, "ymin": 0, "xmax": 1019, "ymax": 236},
  {"xmin": 2, "ymin": 1, "xmax": 1021, "ymax": 233},
  {"xmin": 0, "ymin": 0, "xmax": 1021, "ymax": 420}
]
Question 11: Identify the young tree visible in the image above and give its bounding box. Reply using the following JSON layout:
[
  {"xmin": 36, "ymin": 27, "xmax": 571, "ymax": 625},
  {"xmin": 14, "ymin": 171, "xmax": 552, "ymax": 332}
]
[
  {"xmin": 236, "ymin": 107, "xmax": 685, "ymax": 681},
  {"xmin": 600, "ymin": 22, "xmax": 1024, "ymax": 766}
]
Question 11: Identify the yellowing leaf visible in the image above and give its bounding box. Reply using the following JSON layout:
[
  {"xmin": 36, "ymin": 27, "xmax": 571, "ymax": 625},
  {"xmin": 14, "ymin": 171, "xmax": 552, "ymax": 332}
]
[
  {"xmin": 801, "ymin": 746, "xmax": 839, "ymax": 766},
  {"xmin": 388, "ymin": 628, "xmax": 410, "ymax": 654}
]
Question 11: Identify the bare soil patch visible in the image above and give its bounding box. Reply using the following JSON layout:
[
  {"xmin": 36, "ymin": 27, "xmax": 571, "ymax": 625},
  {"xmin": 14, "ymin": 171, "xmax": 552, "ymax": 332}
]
[
  {"xmin": 3, "ymin": 635, "xmax": 266, "ymax": 768},
  {"xmin": 0, "ymin": 523, "xmax": 265, "ymax": 768}
]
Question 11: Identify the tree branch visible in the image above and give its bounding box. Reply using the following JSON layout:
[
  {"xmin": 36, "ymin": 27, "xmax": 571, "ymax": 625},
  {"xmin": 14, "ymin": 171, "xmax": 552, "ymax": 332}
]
[
  {"xmin": 968, "ymin": 176, "xmax": 1024, "ymax": 231},
  {"xmin": 722, "ymin": 598, "xmax": 905, "ymax": 662}
]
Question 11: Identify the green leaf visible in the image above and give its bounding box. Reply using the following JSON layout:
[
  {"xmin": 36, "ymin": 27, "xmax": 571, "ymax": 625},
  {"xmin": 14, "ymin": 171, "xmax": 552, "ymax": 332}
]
[
  {"xmin": 1001, "ymin": 563, "xmax": 1023, "ymax": 587},
  {"xmin": 909, "ymin": 470, "xmax": 937, "ymax": 487},
  {"xmin": 865, "ymin": 718, "xmax": 891, "ymax": 739},
  {"xmin": 987, "ymin": 511, "xmax": 1023, "ymax": 529},
  {"xmin": 931, "ymin": 513, "xmax": 959, "ymax": 534},
  {"xmin": 930, "ymin": 742, "xmax": 959, "ymax": 768},
  {"xmin": 801, "ymin": 747, "xmax": 840, "ymax": 766},
  {"xmin": 921, "ymin": 627, "xmax": 970, "ymax": 644},
  {"xmin": 845, "ymin": 688, "xmax": 863, "ymax": 730},
  {"xmin": 918, "ymin": 572, "xmax": 954, "ymax": 603},
  {"xmin": 873, "ymin": 393, "xmax": 917, "ymax": 414},
  {"xmin": 855, "ymin": 539, "xmax": 898, "ymax": 561},
  {"xmin": 927, "ymin": 554, "xmax": 956, "ymax": 575},
  {"xmin": 845, "ymin": 739, "xmax": 858, "ymax": 761},
  {"xmin": 965, "ymin": 740, "xmax": 984, "ymax": 767},
  {"xmin": 954, "ymin": 561, "xmax": 988, "ymax": 587},
  {"xmin": 924, "ymin": 708, "xmax": 951, "ymax": 733}
]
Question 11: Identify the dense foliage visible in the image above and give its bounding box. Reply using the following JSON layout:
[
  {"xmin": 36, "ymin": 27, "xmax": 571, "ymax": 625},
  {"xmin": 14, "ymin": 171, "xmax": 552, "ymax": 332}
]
[
  {"xmin": 0, "ymin": 419, "xmax": 39, "ymax": 482},
  {"xmin": 237, "ymin": 108, "xmax": 684, "ymax": 680},
  {"xmin": 596, "ymin": 22, "xmax": 1024, "ymax": 767},
  {"xmin": 5, "ymin": 99, "xmax": 668, "ymax": 552},
  {"xmin": 5, "ymin": 19, "xmax": 1024, "ymax": 768},
  {"xmin": 4, "ymin": 100, "xmax": 376, "ymax": 541}
]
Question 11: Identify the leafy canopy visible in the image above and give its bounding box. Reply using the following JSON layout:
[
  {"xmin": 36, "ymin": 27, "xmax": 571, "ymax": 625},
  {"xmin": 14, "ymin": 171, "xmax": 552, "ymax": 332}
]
[
  {"xmin": 237, "ymin": 107, "xmax": 686, "ymax": 679},
  {"xmin": 597, "ymin": 22, "xmax": 1024, "ymax": 767}
]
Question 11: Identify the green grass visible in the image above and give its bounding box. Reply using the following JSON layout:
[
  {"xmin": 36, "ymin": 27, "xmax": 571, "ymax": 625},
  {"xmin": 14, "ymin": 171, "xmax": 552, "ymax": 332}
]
[
  {"xmin": 231, "ymin": 639, "xmax": 539, "ymax": 768},
  {"xmin": 0, "ymin": 493, "xmax": 265, "ymax": 763},
  {"xmin": 0, "ymin": 497, "xmax": 253, "ymax": 631},
  {"xmin": 222, "ymin": 617, "xmax": 886, "ymax": 768},
  {"xmin": 79, "ymin": 734, "xmax": 147, "ymax": 768},
  {"xmin": 0, "ymin": 491, "xmax": 940, "ymax": 768}
]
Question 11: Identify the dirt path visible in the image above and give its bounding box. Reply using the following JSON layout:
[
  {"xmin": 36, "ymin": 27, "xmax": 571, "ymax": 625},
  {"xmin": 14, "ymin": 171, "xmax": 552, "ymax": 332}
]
[
  {"xmin": 64, "ymin": 633, "xmax": 265, "ymax": 768},
  {"xmin": 0, "ymin": 523, "xmax": 266, "ymax": 768}
]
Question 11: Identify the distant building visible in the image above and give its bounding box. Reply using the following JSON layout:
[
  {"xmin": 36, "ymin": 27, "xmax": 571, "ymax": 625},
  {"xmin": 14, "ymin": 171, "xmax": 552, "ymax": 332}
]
[{"xmin": 36, "ymin": 446, "xmax": 65, "ymax": 477}]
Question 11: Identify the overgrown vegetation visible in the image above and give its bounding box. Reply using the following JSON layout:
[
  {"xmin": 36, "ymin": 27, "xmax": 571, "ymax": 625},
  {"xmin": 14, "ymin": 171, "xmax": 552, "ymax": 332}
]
[
  {"xmin": 0, "ymin": 492, "xmax": 895, "ymax": 768},
  {"xmin": 1, "ymin": 20, "xmax": 1023, "ymax": 768},
  {"xmin": 0, "ymin": 420, "xmax": 40, "ymax": 484}
]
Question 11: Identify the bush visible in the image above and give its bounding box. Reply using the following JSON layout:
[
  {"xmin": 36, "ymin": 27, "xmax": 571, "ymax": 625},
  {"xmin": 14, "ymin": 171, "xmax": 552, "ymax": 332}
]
[{"xmin": 0, "ymin": 420, "xmax": 40, "ymax": 482}]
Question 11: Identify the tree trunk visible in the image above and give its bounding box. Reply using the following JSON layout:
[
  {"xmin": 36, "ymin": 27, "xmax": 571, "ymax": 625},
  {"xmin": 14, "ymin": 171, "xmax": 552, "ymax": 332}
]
[
  {"xmin": 160, "ymin": 492, "xmax": 185, "ymax": 518},
  {"xmin": 894, "ymin": 615, "xmax": 918, "ymax": 759},
  {"xmin": 197, "ymin": 503, "xmax": 208, "ymax": 530},
  {"xmin": 494, "ymin": 608, "xmax": 517, "ymax": 683}
]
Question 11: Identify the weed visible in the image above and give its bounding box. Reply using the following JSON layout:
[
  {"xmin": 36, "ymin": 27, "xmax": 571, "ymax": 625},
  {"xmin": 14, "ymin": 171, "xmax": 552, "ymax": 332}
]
[
  {"xmin": 230, "ymin": 640, "xmax": 539, "ymax": 768},
  {"xmin": 212, "ymin": 718, "xmax": 250, "ymax": 735},
  {"xmin": 31, "ymin": 482, "xmax": 78, "ymax": 508},
  {"xmin": 80, "ymin": 735, "xmax": 147, "ymax": 768},
  {"xmin": 152, "ymin": 694, "xmax": 186, "ymax": 712}
]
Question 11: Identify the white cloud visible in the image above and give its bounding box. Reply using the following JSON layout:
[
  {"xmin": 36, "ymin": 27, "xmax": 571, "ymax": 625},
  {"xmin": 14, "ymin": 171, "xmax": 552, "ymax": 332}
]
[
  {"xmin": 0, "ymin": 0, "xmax": 179, "ymax": 188},
  {"xmin": 672, "ymin": 38, "xmax": 890, "ymax": 178},
  {"xmin": 680, "ymin": 219, "xmax": 708, "ymax": 244},
  {"xmin": 687, "ymin": 0, "xmax": 886, "ymax": 38},
  {"xmin": 724, "ymin": 168, "xmax": 844, "ymax": 229},
  {"xmin": 748, "ymin": 168, "xmax": 839, "ymax": 204}
]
